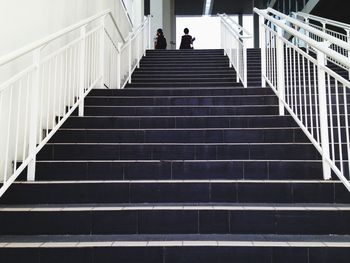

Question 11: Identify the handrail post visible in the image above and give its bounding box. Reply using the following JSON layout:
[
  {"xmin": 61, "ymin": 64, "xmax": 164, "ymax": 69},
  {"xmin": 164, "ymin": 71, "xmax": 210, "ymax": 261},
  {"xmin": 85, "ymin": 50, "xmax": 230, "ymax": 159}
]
[
  {"xmin": 78, "ymin": 26, "xmax": 86, "ymax": 116},
  {"xmin": 259, "ymin": 15, "xmax": 266, "ymax": 88},
  {"xmin": 116, "ymin": 43, "xmax": 122, "ymax": 89},
  {"xmin": 148, "ymin": 16, "xmax": 152, "ymax": 49},
  {"xmin": 346, "ymin": 29, "xmax": 350, "ymax": 79},
  {"xmin": 99, "ymin": 16, "xmax": 106, "ymax": 87},
  {"xmin": 137, "ymin": 30, "xmax": 141, "ymax": 68},
  {"xmin": 317, "ymin": 49, "xmax": 332, "ymax": 180},
  {"xmin": 236, "ymin": 43, "xmax": 240, "ymax": 83},
  {"xmin": 27, "ymin": 48, "xmax": 41, "ymax": 181},
  {"xmin": 305, "ymin": 18, "xmax": 310, "ymax": 54},
  {"xmin": 128, "ymin": 32, "xmax": 132, "ymax": 84},
  {"xmin": 276, "ymin": 27, "xmax": 285, "ymax": 116},
  {"xmin": 243, "ymin": 45, "xmax": 247, "ymax": 88}
]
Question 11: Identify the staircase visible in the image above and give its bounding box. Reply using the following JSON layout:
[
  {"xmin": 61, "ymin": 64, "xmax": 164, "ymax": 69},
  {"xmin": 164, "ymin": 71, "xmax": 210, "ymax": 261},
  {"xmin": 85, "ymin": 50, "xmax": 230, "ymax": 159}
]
[{"xmin": 0, "ymin": 49, "xmax": 350, "ymax": 262}]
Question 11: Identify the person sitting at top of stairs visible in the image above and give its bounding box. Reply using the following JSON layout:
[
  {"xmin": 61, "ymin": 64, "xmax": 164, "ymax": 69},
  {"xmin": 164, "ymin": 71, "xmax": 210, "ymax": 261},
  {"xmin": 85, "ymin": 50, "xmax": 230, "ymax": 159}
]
[
  {"xmin": 154, "ymin": 28, "xmax": 167, "ymax": 49},
  {"xmin": 179, "ymin": 28, "xmax": 195, "ymax": 49}
]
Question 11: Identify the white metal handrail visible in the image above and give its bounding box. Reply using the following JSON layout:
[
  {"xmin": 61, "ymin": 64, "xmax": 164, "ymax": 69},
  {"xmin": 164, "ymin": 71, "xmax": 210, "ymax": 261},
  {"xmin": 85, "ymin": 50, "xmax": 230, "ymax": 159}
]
[
  {"xmin": 0, "ymin": 10, "xmax": 151, "ymax": 197},
  {"xmin": 120, "ymin": 0, "xmax": 134, "ymax": 29},
  {"xmin": 218, "ymin": 14, "xmax": 252, "ymax": 88},
  {"xmin": 265, "ymin": 8, "xmax": 350, "ymax": 72},
  {"xmin": 255, "ymin": 7, "xmax": 350, "ymax": 191},
  {"xmin": 293, "ymin": 11, "xmax": 350, "ymax": 73}
]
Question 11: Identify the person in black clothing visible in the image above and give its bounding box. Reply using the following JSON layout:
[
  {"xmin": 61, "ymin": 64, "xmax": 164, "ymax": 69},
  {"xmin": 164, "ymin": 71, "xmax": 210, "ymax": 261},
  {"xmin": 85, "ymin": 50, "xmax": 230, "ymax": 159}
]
[
  {"xmin": 180, "ymin": 28, "xmax": 195, "ymax": 49},
  {"xmin": 154, "ymin": 28, "xmax": 167, "ymax": 49}
]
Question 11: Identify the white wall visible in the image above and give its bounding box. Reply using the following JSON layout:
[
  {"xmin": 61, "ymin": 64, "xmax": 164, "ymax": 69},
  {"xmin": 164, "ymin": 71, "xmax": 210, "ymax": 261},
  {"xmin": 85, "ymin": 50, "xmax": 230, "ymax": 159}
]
[{"xmin": 0, "ymin": 0, "xmax": 121, "ymax": 57}]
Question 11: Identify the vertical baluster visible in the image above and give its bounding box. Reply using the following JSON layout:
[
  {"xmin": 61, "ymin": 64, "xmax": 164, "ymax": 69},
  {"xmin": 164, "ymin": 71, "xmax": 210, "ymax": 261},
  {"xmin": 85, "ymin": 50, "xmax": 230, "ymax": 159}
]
[
  {"xmin": 334, "ymin": 81, "xmax": 343, "ymax": 173},
  {"xmin": 342, "ymin": 85, "xmax": 350, "ymax": 177},
  {"xmin": 289, "ymin": 46, "xmax": 294, "ymax": 111},
  {"xmin": 128, "ymin": 32, "xmax": 132, "ymax": 84},
  {"xmin": 276, "ymin": 28, "xmax": 285, "ymax": 116},
  {"xmin": 14, "ymin": 81, "xmax": 22, "ymax": 171},
  {"xmin": 4, "ymin": 87, "xmax": 13, "ymax": 182},
  {"xmin": 27, "ymin": 49, "xmax": 41, "ymax": 181},
  {"xmin": 52, "ymin": 55, "xmax": 58, "ymax": 127},
  {"xmin": 308, "ymin": 59, "xmax": 313, "ymax": 136},
  {"xmin": 316, "ymin": 50, "xmax": 331, "ymax": 180},
  {"xmin": 328, "ymin": 74, "xmax": 335, "ymax": 162},
  {"xmin": 313, "ymin": 63, "xmax": 320, "ymax": 144},
  {"xmin": 39, "ymin": 65, "xmax": 45, "ymax": 140},
  {"xmin": 297, "ymin": 52, "xmax": 302, "ymax": 122},
  {"xmin": 79, "ymin": 26, "xmax": 87, "ymax": 116},
  {"xmin": 100, "ymin": 17, "xmax": 106, "ymax": 86},
  {"xmin": 293, "ymin": 49, "xmax": 297, "ymax": 115},
  {"xmin": 286, "ymin": 45, "xmax": 290, "ymax": 106},
  {"xmin": 23, "ymin": 75, "xmax": 31, "ymax": 158}
]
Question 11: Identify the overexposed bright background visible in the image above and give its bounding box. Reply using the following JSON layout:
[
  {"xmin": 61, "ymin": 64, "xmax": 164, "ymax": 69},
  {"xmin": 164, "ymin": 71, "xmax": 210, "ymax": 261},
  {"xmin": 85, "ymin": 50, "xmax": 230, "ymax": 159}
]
[{"xmin": 176, "ymin": 15, "xmax": 254, "ymax": 50}]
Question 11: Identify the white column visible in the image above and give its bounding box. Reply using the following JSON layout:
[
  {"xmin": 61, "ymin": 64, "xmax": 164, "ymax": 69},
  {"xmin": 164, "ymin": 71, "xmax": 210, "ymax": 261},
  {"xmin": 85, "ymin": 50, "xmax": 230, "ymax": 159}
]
[
  {"xmin": 150, "ymin": 0, "xmax": 174, "ymax": 49},
  {"xmin": 150, "ymin": 0, "xmax": 163, "ymax": 47}
]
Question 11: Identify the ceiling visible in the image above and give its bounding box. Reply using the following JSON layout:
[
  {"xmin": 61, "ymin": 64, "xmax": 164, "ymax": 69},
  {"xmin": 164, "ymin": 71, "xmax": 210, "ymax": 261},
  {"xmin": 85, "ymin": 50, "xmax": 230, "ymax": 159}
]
[{"xmin": 145, "ymin": 0, "xmax": 267, "ymax": 16}]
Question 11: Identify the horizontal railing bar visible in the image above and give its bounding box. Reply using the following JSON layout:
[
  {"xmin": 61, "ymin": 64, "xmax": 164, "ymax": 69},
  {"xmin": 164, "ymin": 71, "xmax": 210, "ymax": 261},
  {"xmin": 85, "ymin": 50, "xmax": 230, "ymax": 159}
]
[
  {"xmin": 294, "ymin": 12, "xmax": 350, "ymax": 32},
  {"xmin": 267, "ymin": 8, "xmax": 350, "ymax": 53},
  {"xmin": 0, "ymin": 66, "xmax": 35, "ymax": 92},
  {"xmin": 254, "ymin": 8, "xmax": 350, "ymax": 68}
]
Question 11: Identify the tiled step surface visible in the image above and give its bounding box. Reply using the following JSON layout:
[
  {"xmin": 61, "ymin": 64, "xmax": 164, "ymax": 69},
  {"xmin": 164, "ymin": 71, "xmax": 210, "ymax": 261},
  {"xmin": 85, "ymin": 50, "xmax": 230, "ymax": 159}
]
[
  {"xmin": 2, "ymin": 48, "xmax": 350, "ymax": 261},
  {"xmin": 2, "ymin": 181, "xmax": 349, "ymax": 205}
]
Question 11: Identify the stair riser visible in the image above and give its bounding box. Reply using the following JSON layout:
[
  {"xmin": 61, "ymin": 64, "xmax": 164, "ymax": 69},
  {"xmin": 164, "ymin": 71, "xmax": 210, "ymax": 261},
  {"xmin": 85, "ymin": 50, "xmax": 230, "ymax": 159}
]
[
  {"xmin": 84, "ymin": 97, "xmax": 279, "ymax": 106},
  {"xmin": 37, "ymin": 144, "xmax": 320, "ymax": 161},
  {"xmin": 131, "ymin": 78, "xmax": 236, "ymax": 83},
  {"xmin": 22, "ymin": 160, "xmax": 322, "ymax": 181},
  {"xmin": 1, "ymin": 210, "xmax": 349, "ymax": 235},
  {"xmin": 124, "ymin": 83, "xmax": 243, "ymax": 88},
  {"xmin": 88, "ymin": 88, "xmax": 274, "ymax": 96},
  {"xmin": 0, "ymin": 247, "xmax": 349, "ymax": 263},
  {"xmin": 82, "ymin": 106, "xmax": 279, "ymax": 116},
  {"xmin": 50, "ymin": 129, "xmax": 309, "ymax": 143},
  {"xmin": 0, "ymin": 182, "xmax": 347, "ymax": 204},
  {"xmin": 62, "ymin": 116, "xmax": 297, "ymax": 129}
]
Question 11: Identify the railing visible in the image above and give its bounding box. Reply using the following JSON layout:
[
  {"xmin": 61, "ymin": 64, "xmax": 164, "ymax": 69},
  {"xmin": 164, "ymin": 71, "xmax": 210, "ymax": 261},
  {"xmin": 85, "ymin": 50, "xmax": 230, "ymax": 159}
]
[
  {"xmin": 105, "ymin": 16, "xmax": 151, "ymax": 89},
  {"xmin": 0, "ymin": 10, "xmax": 151, "ymax": 197},
  {"xmin": 265, "ymin": 8, "xmax": 350, "ymax": 73},
  {"xmin": 293, "ymin": 12, "xmax": 350, "ymax": 74},
  {"xmin": 255, "ymin": 7, "xmax": 350, "ymax": 191},
  {"xmin": 218, "ymin": 14, "xmax": 252, "ymax": 88}
]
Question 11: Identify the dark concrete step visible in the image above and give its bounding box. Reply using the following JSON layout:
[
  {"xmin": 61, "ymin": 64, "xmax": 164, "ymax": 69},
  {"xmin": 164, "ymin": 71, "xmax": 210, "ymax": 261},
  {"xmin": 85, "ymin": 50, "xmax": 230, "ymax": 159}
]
[
  {"xmin": 84, "ymin": 95, "xmax": 278, "ymax": 106},
  {"xmin": 36, "ymin": 143, "xmax": 320, "ymax": 161},
  {"xmin": 124, "ymin": 82, "xmax": 242, "ymax": 88},
  {"xmin": 1, "ymin": 206, "xmax": 349, "ymax": 235},
  {"xmin": 88, "ymin": 87, "xmax": 274, "ymax": 97},
  {"xmin": 0, "ymin": 180, "xmax": 348, "ymax": 204},
  {"xmin": 50, "ymin": 127, "xmax": 308, "ymax": 143},
  {"xmin": 131, "ymin": 77, "xmax": 236, "ymax": 83},
  {"xmin": 2, "ymin": 240, "xmax": 350, "ymax": 263},
  {"xmin": 61, "ymin": 115, "xmax": 297, "ymax": 129},
  {"xmin": 25, "ymin": 160, "xmax": 322, "ymax": 181},
  {"xmin": 131, "ymin": 73, "xmax": 237, "ymax": 78},
  {"xmin": 81, "ymin": 105, "xmax": 279, "ymax": 116}
]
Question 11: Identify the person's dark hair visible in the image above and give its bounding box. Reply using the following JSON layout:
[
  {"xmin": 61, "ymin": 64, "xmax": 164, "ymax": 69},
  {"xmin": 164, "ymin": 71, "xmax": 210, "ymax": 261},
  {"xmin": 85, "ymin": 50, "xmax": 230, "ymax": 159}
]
[
  {"xmin": 184, "ymin": 28, "xmax": 189, "ymax": 34},
  {"xmin": 157, "ymin": 28, "xmax": 164, "ymax": 36}
]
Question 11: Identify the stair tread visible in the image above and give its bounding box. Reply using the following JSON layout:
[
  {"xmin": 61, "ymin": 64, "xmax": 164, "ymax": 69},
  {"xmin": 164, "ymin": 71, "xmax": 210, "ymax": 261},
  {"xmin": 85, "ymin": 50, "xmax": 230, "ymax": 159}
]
[{"xmin": 1, "ymin": 234, "xmax": 350, "ymax": 248}]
